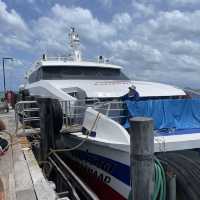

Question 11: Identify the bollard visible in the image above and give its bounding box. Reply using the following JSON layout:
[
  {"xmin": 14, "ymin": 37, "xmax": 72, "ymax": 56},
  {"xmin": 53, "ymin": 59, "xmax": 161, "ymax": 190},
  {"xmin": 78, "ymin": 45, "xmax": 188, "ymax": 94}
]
[
  {"xmin": 167, "ymin": 173, "xmax": 176, "ymax": 200},
  {"xmin": 129, "ymin": 117, "xmax": 154, "ymax": 200},
  {"xmin": 38, "ymin": 98, "xmax": 55, "ymax": 162}
]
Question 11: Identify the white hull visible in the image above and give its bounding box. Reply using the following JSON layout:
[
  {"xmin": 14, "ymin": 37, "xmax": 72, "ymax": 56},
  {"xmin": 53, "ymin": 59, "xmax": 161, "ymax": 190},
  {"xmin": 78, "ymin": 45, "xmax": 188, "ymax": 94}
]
[{"xmin": 59, "ymin": 134, "xmax": 130, "ymax": 200}]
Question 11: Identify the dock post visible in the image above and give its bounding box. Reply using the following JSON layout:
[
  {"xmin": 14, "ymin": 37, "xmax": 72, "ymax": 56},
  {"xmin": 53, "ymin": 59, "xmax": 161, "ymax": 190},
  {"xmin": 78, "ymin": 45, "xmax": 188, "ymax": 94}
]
[
  {"xmin": 129, "ymin": 117, "xmax": 154, "ymax": 200},
  {"xmin": 38, "ymin": 98, "xmax": 55, "ymax": 162},
  {"xmin": 167, "ymin": 173, "xmax": 176, "ymax": 200}
]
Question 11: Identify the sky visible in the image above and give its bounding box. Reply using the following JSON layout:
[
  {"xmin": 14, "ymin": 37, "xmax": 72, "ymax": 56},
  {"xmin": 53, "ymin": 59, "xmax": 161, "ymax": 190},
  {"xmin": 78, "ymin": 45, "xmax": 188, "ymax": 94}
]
[{"xmin": 1, "ymin": 0, "xmax": 200, "ymax": 90}]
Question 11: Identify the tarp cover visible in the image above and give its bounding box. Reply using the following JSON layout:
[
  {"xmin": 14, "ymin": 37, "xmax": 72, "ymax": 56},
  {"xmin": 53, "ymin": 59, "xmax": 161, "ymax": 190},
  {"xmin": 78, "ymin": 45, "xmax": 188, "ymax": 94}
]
[{"xmin": 124, "ymin": 99, "xmax": 200, "ymax": 130}]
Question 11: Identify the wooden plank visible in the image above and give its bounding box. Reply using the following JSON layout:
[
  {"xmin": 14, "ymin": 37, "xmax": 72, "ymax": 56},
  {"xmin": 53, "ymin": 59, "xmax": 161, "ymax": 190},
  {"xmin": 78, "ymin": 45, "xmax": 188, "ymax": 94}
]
[
  {"xmin": 12, "ymin": 142, "xmax": 36, "ymax": 200},
  {"xmin": 0, "ymin": 117, "xmax": 16, "ymax": 200},
  {"xmin": 23, "ymin": 149, "xmax": 57, "ymax": 200},
  {"xmin": 0, "ymin": 110, "xmax": 37, "ymax": 200},
  {"xmin": 8, "ymin": 173, "xmax": 16, "ymax": 200}
]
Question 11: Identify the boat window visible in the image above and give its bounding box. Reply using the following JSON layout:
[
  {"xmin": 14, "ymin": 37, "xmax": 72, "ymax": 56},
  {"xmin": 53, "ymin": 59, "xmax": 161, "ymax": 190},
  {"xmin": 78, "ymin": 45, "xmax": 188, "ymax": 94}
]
[
  {"xmin": 41, "ymin": 66, "xmax": 129, "ymax": 80},
  {"xmin": 29, "ymin": 70, "xmax": 39, "ymax": 83},
  {"xmin": 28, "ymin": 68, "xmax": 43, "ymax": 83}
]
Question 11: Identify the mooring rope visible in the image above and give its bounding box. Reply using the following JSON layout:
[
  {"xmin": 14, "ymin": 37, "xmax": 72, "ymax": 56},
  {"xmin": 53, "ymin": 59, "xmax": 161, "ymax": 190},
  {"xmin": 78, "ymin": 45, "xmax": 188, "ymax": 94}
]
[{"xmin": 47, "ymin": 112, "xmax": 101, "ymax": 157}]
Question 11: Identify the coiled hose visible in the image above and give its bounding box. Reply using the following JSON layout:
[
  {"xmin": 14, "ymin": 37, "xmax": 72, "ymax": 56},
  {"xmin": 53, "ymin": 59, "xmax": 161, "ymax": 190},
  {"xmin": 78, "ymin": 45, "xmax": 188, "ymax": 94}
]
[{"xmin": 153, "ymin": 158, "xmax": 166, "ymax": 200}]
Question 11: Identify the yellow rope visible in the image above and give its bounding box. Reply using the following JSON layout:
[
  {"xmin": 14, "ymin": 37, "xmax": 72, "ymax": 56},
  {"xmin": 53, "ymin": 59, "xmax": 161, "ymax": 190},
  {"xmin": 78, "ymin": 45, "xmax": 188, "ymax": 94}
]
[
  {"xmin": 0, "ymin": 128, "xmax": 37, "ymax": 151},
  {"xmin": 15, "ymin": 124, "xmax": 40, "ymax": 136}
]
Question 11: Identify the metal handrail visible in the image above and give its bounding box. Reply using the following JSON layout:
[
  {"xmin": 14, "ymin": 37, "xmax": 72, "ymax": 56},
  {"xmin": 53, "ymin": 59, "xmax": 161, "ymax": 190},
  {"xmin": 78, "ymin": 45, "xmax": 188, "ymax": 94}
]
[
  {"xmin": 60, "ymin": 99, "xmax": 100, "ymax": 129},
  {"xmin": 15, "ymin": 98, "xmax": 101, "ymax": 132},
  {"xmin": 49, "ymin": 152, "xmax": 99, "ymax": 200},
  {"xmin": 15, "ymin": 101, "xmax": 40, "ymax": 133},
  {"xmin": 93, "ymin": 101, "xmax": 128, "ymax": 121},
  {"xmin": 38, "ymin": 56, "xmax": 110, "ymax": 64},
  {"xmin": 15, "ymin": 99, "xmax": 127, "ymax": 133}
]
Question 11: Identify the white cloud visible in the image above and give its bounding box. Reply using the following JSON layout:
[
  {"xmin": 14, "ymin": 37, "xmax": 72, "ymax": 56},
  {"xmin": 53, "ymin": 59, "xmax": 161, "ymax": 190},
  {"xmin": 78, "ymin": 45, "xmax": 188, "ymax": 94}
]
[
  {"xmin": 112, "ymin": 13, "xmax": 132, "ymax": 30},
  {"xmin": 31, "ymin": 4, "xmax": 116, "ymax": 55},
  {"xmin": 0, "ymin": 0, "xmax": 31, "ymax": 52},
  {"xmin": 52, "ymin": 4, "xmax": 116, "ymax": 40},
  {"xmin": 0, "ymin": 0, "xmax": 27, "ymax": 31},
  {"xmin": 167, "ymin": 0, "xmax": 200, "ymax": 6},
  {"xmin": 104, "ymin": 39, "xmax": 162, "ymax": 68},
  {"xmin": 145, "ymin": 10, "xmax": 200, "ymax": 38},
  {"xmin": 132, "ymin": 1, "xmax": 155, "ymax": 18},
  {"xmin": 98, "ymin": 0, "xmax": 112, "ymax": 8},
  {"xmin": 170, "ymin": 40, "xmax": 200, "ymax": 55}
]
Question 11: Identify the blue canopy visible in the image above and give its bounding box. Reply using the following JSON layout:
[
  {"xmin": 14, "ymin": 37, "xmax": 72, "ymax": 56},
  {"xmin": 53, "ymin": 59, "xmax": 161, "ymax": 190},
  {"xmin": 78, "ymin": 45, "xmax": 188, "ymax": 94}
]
[{"xmin": 124, "ymin": 99, "xmax": 200, "ymax": 130}]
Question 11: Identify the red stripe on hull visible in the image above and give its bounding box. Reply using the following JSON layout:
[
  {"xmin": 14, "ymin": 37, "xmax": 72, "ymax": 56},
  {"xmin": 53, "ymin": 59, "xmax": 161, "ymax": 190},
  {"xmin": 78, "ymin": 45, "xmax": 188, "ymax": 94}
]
[{"xmin": 67, "ymin": 157, "xmax": 126, "ymax": 200}]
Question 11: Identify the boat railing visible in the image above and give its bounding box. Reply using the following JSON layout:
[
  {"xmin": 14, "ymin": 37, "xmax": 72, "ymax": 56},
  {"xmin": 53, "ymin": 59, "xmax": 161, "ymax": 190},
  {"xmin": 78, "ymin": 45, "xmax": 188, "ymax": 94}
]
[
  {"xmin": 15, "ymin": 100, "xmax": 40, "ymax": 133},
  {"xmin": 60, "ymin": 98, "xmax": 100, "ymax": 131},
  {"xmin": 41, "ymin": 56, "xmax": 74, "ymax": 62},
  {"xmin": 93, "ymin": 101, "xmax": 128, "ymax": 123},
  {"xmin": 60, "ymin": 100, "xmax": 128, "ymax": 131},
  {"xmin": 15, "ymin": 99, "xmax": 126, "ymax": 133},
  {"xmin": 37, "ymin": 56, "xmax": 111, "ymax": 64},
  {"xmin": 15, "ymin": 98, "xmax": 100, "ymax": 133}
]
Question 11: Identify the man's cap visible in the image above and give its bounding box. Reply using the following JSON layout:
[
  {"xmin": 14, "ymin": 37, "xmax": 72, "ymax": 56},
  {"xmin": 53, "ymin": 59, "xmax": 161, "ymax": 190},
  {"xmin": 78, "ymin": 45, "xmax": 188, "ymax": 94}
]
[{"xmin": 128, "ymin": 85, "xmax": 136, "ymax": 90}]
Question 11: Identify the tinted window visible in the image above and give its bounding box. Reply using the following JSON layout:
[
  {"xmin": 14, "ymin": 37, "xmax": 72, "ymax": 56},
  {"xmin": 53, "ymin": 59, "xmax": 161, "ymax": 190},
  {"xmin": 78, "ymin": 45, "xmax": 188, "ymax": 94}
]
[
  {"xmin": 41, "ymin": 66, "xmax": 129, "ymax": 80},
  {"xmin": 28, "ymin": 69, "xmax": 42, "ymax": 83}
]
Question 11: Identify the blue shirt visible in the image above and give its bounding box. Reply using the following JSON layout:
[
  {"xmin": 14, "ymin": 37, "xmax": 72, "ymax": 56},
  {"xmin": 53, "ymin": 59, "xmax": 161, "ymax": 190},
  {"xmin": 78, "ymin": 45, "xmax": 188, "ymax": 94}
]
[{"xmin": 121, "ymin": 90, "xmax": 140, "ymax": 101}]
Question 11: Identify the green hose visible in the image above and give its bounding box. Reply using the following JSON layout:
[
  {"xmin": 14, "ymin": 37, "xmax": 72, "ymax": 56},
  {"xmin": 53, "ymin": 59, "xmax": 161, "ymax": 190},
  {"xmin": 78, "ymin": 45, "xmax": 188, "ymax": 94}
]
[
  {"xmin": 152, "ymin": 158, "xmax": 166, "ymax": 200},
  {"xmin": 128, "ymin": 158, "xmax": 166, "ymax": 200}
]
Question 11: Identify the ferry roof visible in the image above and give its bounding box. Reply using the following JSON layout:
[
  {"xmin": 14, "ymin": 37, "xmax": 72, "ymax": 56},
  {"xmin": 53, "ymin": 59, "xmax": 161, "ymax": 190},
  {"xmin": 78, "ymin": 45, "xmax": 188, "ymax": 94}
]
[
  {"xmin": 45, "ymin": 79, "xmax": 185, "ymax": 98},
  {"xmin": 36, "ymin": 59, "xmax": 122, "ymax": 70}
]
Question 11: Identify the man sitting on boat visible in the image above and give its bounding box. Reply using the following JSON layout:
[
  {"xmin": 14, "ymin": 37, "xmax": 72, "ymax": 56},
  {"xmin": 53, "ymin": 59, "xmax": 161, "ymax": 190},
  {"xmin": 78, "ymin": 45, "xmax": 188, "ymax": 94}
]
[
  {"xmin": 120, "ymin": 85, "xmax": 140, "ymax": 127},
  {"xmin": 121, "ymin": 85, "xmax": 140, "ymax": 101}
]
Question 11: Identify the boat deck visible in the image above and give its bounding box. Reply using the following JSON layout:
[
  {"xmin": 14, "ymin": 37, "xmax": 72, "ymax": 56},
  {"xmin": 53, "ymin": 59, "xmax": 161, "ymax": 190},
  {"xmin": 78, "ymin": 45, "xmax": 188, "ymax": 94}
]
[
  {"xmin": 154, "ymin": 130, "xmax": 200, "ymax": 152},
  {"xmin": 0, "ymin": 110, "xmax": 57, "ymax": 200}
]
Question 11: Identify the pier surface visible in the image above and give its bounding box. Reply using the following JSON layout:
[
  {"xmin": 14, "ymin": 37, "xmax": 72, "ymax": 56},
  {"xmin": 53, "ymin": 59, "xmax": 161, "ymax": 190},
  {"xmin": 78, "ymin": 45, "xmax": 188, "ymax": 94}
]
[{"xmin": 0, "ymin": 110, "xmax": 57, "ymax": 200}]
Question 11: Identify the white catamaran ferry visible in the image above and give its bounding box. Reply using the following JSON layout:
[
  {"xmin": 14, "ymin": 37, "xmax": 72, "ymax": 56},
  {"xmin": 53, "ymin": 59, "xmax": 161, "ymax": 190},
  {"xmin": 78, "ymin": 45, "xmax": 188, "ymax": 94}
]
[
  {"xmin": 22, "ymin": 28, "xmax": 185, "ymax": 103},
  {"xmin": 19, "ymin": 28, "xmax": 200, "ymax": 200}
]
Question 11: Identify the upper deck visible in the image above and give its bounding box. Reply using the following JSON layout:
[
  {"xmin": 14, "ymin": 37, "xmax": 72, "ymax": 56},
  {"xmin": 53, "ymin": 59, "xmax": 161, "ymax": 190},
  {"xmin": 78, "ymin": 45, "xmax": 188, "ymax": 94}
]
[
  {"xmin": 40, "ymin": 59, "xmax": 122, "ymax": 69},
  {"xmin": 28, "ymin": 57, "xmax": 122, "ymax": 75},
  {"xmin": 26, "ymin": 56, "xmax": 128, "ymax": 85}
]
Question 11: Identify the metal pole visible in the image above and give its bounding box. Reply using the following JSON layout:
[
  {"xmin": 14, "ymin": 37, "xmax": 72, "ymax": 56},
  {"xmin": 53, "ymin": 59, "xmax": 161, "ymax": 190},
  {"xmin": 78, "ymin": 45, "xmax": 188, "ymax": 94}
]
[
  {"xmin": 2, "ymin": 57, "xmax": 13, "ymax": 98},
  {"xmin": 52, "ymin": 152, "xmax": 99, "ymax": 200},
  {"xmin": 167, "ymin": 173, "xmax": 176, "ymax": 200},
  {"xmin": 129, "ymin": 117, "xmax": 154, "ymax": 200},
  {"xmin": 2, "ymin": 59, "xmax": 6, "ymax": 97}
]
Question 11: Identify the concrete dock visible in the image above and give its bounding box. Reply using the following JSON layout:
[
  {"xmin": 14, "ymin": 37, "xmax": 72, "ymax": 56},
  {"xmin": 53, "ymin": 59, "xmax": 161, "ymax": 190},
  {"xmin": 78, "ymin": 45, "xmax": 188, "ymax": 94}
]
[{"xmin": 0, "ymin": 110, "xmax": 57, "ymax": 200}]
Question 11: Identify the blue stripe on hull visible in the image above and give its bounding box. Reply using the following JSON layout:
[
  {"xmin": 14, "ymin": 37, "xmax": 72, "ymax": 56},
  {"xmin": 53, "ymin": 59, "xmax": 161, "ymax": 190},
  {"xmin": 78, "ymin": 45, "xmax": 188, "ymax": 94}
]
[{"xmin": 70, "ymin": 149, "xmax": 130, "ymax": 186}]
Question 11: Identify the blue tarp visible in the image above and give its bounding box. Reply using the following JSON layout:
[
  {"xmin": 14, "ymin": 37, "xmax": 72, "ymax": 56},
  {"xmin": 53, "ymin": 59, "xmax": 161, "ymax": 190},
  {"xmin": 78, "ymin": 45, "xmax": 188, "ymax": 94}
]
[{"xmin": 124, "ymin": 99, "xmax": 200, "ymax": 130}]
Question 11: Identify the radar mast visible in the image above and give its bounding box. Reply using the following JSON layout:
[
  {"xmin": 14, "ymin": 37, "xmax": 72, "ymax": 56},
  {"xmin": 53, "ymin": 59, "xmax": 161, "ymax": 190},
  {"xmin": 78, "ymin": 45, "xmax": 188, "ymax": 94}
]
[{"xmin": 68, "ymin": 27, "xmax": 82, "ymax": 61}]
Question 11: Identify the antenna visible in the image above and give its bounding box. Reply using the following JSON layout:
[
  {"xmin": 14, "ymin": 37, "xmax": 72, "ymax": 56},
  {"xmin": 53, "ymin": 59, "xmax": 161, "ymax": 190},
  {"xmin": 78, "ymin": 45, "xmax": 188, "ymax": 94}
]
[{"xmin": 68, "ymin": 27, "xmax": 82, "ymax": 61}]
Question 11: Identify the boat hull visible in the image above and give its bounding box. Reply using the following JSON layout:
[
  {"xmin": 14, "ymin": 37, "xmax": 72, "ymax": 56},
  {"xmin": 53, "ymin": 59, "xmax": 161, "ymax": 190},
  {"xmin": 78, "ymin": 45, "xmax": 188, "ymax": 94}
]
[{"xmin": 59, "ymin": 136, "xmax": 131, "ymax": 200}]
